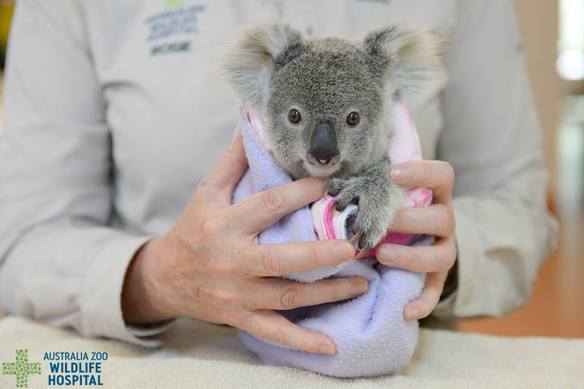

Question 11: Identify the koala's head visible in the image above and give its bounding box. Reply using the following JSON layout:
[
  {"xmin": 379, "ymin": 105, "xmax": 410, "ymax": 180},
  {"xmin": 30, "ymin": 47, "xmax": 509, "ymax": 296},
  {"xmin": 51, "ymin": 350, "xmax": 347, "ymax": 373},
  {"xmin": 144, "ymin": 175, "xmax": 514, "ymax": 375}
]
[{"xmin": 224, "ymin": 23, "xmax": 443, "ymax": 179}]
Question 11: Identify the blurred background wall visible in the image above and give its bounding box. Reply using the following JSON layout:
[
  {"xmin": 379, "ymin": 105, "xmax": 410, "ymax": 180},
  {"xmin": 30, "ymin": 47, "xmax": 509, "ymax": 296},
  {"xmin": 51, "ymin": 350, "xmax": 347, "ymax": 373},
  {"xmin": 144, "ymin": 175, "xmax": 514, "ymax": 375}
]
[
  {"xmin": 515, "ymin": 0, "xmax": 562, "ymax": 196},
  {"xmin": 0, "ymin": 0, "xmax": 12, "ymax": 129}
]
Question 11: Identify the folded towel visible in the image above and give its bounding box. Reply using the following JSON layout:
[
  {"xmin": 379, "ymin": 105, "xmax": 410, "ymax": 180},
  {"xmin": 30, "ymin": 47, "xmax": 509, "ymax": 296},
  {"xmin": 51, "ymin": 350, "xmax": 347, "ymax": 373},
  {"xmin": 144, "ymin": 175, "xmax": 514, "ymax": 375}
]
[{"xmin": 232, "ymin": 100, "xmax": 432, "ymax": 377}]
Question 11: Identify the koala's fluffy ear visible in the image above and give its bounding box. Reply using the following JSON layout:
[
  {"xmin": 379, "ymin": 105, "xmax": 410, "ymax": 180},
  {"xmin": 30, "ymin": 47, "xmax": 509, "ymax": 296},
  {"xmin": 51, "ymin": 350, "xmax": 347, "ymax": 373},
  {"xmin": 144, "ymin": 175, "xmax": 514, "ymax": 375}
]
[
  {"xmin": 364, "ymin": 26, "xmax": 445, "ymax": 91},
  {"xmin": 223, "ymin": 23, "xmax": 303, "ymax": 106}
]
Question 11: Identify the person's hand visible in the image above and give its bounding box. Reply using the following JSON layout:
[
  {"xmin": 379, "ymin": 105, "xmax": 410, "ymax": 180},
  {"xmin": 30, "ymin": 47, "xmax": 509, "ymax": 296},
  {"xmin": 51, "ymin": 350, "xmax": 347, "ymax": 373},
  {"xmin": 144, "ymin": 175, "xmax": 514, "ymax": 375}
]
[
  {"xmin": 122, "ymin": 135, "xmax": 369, "ymax": 355},
  {"xmin": 376, "ymin": 160, "xmax": 457, "ymax": 321}
]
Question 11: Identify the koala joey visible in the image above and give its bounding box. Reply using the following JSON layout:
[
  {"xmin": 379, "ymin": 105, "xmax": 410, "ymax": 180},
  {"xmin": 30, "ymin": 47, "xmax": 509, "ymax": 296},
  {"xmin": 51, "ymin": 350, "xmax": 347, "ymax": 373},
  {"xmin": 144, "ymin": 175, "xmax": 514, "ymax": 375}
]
[{"xmin": 224, "ymin": 23, "xmax": 443, "ymax": 255}]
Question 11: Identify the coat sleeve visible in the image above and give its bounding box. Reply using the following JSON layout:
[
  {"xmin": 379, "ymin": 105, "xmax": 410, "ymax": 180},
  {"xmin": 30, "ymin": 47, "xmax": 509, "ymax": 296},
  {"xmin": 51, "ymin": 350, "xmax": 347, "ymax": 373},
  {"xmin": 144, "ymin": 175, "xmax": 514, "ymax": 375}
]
[
  {"xmin": 432, "ymin": 0, "xmax": 559, "ymax": 319},
  {"xmin": 0, "ymin": 0, "xmax": 169, "ymax": 346}
]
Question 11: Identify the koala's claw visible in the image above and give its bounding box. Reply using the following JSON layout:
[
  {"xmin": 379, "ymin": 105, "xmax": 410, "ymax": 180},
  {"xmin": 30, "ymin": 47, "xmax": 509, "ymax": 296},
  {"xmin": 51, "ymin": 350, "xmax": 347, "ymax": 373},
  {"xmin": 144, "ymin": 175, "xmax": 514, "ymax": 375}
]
[
  {"xmin": 348, "ymin": 231, "xmax": 370, "ymax": 259},
  {"xmin": 325, "ymin": 178, "xmax": 347, "ymax": 197},
  {"xmin": 335, "ymin": 194, "xmax": 356, "ymax": 212},
  {"xmin": 352, "ymin": 228, "xmax": 382, "ymax": 257},
  {"xmin": 349, "ymin": 231, "xmax": 363, "ymax": 245},
  {"xmin": 355, "ymin": 243, "xmax": 370, "ymax": 259},
  {"xmin": 327, "ymin": 178, "xmax": 360, "ymax": 212}
]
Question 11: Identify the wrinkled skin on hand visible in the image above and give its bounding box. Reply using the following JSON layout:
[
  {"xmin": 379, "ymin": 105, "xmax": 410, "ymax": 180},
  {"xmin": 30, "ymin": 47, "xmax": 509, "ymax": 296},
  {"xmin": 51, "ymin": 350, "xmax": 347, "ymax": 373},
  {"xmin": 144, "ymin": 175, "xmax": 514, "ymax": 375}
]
[{"xmin": 122, "ymin": 136, "xmax": 370, "ymax": 355}]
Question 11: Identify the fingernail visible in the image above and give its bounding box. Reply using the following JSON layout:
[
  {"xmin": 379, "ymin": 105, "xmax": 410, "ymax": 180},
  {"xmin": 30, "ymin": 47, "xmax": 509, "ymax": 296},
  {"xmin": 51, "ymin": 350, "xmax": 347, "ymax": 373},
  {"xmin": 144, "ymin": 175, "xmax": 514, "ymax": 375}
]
[
  {"xmin": 332, "ymin": 242, "xmax": 355, "ymax": 260},
  {"xmin": 378, "ymin": 246, "xmax": 399, "ymax": 263},
  {"xmin": 319, "ymin": 337, "xmax": 336, "ymax": 355},
  {"xmin": 391, "ymin": 166, "xmax": 410, "ymax": 182}
]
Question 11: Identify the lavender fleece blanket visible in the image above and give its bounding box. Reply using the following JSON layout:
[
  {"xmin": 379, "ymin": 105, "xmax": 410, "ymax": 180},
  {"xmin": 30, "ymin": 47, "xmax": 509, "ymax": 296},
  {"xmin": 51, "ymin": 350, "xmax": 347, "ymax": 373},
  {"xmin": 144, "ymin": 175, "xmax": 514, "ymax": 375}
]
[{"xmin": 232, "ymin": 102, "xmax": 430, "ymax": 378}]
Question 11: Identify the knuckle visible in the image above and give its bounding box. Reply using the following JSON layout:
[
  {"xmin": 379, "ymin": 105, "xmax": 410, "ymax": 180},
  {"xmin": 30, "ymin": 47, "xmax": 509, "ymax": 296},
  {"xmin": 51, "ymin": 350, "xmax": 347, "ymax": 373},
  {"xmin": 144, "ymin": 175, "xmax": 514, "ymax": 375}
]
[
  {"xmin": 224, "ymin": 240, "xmax": 246, "ymax": 273},
  {"xmin": 228, "ymin": 309, "xmax": 254, "ymax": 328},
  {"xmin": 426, "ymin": 283, "xmax": 442, "ymax": 304},
  {"xmin": 222, "ymin": 145, "xmax": 237, "ymax": 161},
  {"xmin": 446, "ymin": 212, "xmax": 455, "ymax": 234},
  {"xmin": 201, "ymin": 217, "xmax": 223, "ymax": 239},
  {"xmin": 327, "ymin": 282, "xmax": 343, "ymax": 301},
  {"xmin": 210, "ymin": 288, "xmax": 235, "ymax": 306},
  {"xmin": 417, "ymin": 296, "xmax": 438, "ymax": 318},
  {"xmin": 441, "ymin": 162, "xmax": 455, "ymax": 188},
  {"xmin": 309, "ymin": 245, "xmax": 323, "ymax": 269},
  {"xmin": 222, "ymin": 145, "xmax": 246, "ymax": 172},
  {"xmin": 430, "ymin": 248, "xmax": 447, "ymax": 270},
  {"xmin": 226, "ymin": 240, "xmax": 240, "ymax": 267},
  {"xmin": 392, "ymin": 209, "xmax": 407, "ymax": 228},
  {"xmin": 223, "ymin": 147, "xmax": 240, "ymax": 165},
  {"xmin": 262, "ymin": 247, "xmax": 283, "ymax": 276},
  {"xmin": 429, "ymin": 291, "xmax": 441, "ymax": 308},
  {"xmin": 228, "ymin": 209, "xmax": 243, "ymax": 229},
  {"xmin": 412, "ymin": 162, "xmax": 429, "ymax": 182},
  {"xmin": 259, "ymin": 189, "xmax": 284, "ymax": 215},
  {"xmin": 197, "ymin": 285, "xmax": 230, "ymax": 306},
  {"xmin": 271, "ymin": 326, "xmax": 289, "ymax": 346},
  {"xmin": 201, "ymin": 183, "xmax": 221, "ymax": 199},
  {"xmin": 445, "ymin": 253, "xmax": 456, "ymax": 270},
  {"xmin": 433, "ymin": 205, "xmax": 452, "ymax": 234},
  {"xmin": 443, "ymin": 243, "xmax": 457, "ymax": 268},
  {"xmin": 420, "ymin": 165, "xmax": 431, "ymax": 181},
  {"xmin": 280, "ymin": 286, "xmax": 302, "ymax": 309},
  {"xmin": 419, "ymin": 304, "xmax": 434, "ymax": 319}
]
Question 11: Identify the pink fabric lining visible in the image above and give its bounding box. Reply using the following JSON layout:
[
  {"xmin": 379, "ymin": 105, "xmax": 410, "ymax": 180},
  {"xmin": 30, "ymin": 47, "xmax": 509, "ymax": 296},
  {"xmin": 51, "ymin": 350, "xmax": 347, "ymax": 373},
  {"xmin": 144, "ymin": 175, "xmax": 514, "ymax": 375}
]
[
  {"xmin": 322, "ymin": 197, "xmax": 337, "ymax": 240},
  {"xmin": 321, "ymin": 185, "xmax": 432, "ymax": 258}
]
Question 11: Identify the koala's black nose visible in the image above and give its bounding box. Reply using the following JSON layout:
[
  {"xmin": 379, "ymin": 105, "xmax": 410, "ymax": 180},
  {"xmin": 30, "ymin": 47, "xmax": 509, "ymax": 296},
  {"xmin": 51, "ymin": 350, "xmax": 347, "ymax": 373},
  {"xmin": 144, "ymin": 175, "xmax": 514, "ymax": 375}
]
[{"xmin": 308, "ymin": 122, "xmax": 339, "ymax": 165}]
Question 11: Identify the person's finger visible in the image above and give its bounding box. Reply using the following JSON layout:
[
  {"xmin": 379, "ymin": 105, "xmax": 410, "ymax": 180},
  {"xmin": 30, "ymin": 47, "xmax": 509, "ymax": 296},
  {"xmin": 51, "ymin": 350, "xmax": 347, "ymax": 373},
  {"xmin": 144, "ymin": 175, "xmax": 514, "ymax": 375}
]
[
  {"xmin": 404, "ymin": 271, "xmax": 448, "ymax": 320},
  {"xmin": 390, "ymin": 205, "xmax": 454, "ymax": 237},
  {"xmin": 237, "ymin": 310, "xmax": 337, "ymax": 354},
  {"xmin": 199, "ymin": 134, "xmax": 248, "ymax": 203},
  {"xmin": 376, "ymin": 239, "xmax": 457, "ymax": 272},
  {"xmin": 390, "ymin": 160, "xmax": 455, "ymax": 203},
  {"xmin": 243, "ymin": 277, "xmax": 369, "ymax": 310},
  {"xmin": 229, "ymin": 178, "xmax": 325, "ymax": 235},
  {"xmin": 242, "ymin": 240, "xmax": 355, "ymax": 277}
]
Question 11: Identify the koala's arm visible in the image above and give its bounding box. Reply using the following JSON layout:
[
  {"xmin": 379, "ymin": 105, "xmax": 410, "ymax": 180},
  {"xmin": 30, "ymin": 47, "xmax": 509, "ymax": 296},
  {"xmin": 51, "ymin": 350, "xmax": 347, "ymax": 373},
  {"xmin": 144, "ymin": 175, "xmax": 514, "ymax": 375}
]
[{"xmin": 326, "ymin": 160, "xmax": 406, "ymax": 253}]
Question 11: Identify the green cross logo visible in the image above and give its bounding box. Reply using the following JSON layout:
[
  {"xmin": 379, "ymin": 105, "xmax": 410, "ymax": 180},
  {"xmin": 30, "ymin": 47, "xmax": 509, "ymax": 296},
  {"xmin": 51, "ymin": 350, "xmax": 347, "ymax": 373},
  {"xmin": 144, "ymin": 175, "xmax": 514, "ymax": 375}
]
[
  {"xmin": 2, "ymin": 350, "xmax": 41, "ymax": 388},
  {"xmin": 165, "ymin": 0, "xmax": 184, "ymax": 9}
]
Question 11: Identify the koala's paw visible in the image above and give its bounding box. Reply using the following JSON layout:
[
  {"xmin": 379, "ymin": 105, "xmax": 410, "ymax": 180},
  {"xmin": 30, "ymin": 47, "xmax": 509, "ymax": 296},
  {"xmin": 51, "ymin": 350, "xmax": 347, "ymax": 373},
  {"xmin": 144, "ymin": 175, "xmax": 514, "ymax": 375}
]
[
  {"xmin": 326, "ymin": 173, "xmax": 405, "ymax": 256},
  {"xmin": 325, "ymin": 177, "xmax": 360, "ymax": 210}
]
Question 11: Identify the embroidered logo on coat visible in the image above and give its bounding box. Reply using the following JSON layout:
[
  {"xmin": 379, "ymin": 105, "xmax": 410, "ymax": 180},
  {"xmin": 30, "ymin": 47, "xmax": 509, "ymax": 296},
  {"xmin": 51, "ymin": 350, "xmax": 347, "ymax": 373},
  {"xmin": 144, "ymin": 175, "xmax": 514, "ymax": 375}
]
[{"xmin": 146, "ymin": 2, "xmax": 207, "ymax": 56}]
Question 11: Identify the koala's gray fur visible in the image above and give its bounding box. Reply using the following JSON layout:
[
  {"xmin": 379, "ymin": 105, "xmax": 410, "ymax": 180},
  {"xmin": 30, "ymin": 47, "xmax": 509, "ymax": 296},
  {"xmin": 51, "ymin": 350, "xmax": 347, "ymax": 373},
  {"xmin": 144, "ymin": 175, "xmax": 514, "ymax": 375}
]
[{"xmin": 223, "ymin": 23, "xmax": 443, "ymax": 253}]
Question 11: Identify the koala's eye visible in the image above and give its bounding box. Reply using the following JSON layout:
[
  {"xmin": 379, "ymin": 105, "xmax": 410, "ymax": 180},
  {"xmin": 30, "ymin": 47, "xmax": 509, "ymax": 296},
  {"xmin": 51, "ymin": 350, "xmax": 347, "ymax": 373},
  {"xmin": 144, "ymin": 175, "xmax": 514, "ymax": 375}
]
[
  {"xmin": 346, "ymin": 112, "xmax": 360, "ymax": 127},
  {"xmin": 288, "ymin": 108, "xmax": 302, "ymax": 124}
]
